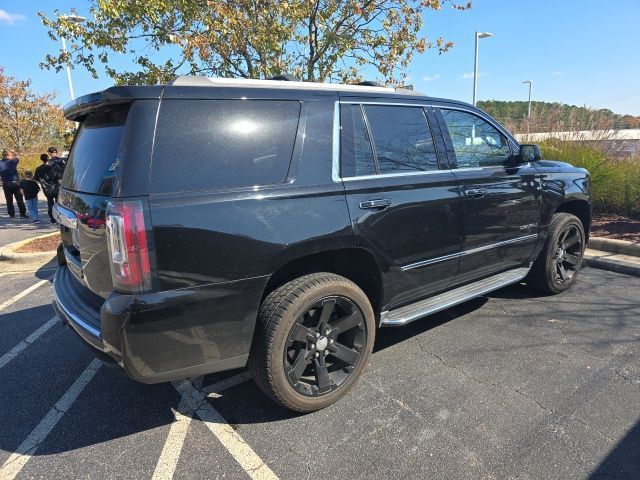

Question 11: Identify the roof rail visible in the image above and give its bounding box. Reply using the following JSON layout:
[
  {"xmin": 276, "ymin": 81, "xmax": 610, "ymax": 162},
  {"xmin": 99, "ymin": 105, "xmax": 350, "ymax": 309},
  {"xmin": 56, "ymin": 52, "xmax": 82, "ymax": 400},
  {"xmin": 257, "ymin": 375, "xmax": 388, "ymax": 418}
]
[
  {"xmin": 356, "ymin": 80, "xmax": 384, "ymax": 87},
  {"xmin": 269, "ymin": 74, "xmax": 300, "ymax": 82}
]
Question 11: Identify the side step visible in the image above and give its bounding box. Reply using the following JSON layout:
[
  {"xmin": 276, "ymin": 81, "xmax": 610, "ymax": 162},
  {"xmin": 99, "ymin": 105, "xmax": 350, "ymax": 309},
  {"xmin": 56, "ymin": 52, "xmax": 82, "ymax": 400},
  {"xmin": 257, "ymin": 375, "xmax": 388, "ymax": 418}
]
[{"xmin": 380, "ymin": 267, "xmax": 530, "ymax": 327}]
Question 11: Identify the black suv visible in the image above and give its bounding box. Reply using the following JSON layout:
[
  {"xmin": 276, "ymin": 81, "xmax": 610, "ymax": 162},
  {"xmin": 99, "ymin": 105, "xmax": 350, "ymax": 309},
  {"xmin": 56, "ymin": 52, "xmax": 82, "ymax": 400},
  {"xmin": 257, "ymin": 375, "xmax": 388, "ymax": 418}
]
[{"xmin": 53, "ymin": 76, "xmax": 591, "ymax": 412}]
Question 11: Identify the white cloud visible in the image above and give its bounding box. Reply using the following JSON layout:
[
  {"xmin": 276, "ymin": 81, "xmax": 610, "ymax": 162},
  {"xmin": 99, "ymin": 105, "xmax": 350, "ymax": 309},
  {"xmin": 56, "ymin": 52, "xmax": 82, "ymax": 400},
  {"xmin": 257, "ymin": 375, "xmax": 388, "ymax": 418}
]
[
  {"xmin": 0, "ymin": 9, "xmax": 26, "ymax": 25},
  {"xmin": 552, "ymin": 71, "xmax": 564, "ymax": 76},
  {"xmin": 422, "ymin": 74, "xmax": 441, "ymax": 82},
  {"xmin": 459, "ymin": 72, "xmax": 486, "ymax": 79}
]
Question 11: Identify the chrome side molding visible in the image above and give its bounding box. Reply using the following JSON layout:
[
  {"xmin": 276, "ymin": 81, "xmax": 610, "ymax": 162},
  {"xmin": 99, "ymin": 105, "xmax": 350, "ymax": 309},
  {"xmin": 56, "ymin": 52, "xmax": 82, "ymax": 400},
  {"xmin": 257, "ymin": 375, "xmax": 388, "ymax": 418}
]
[
  {"xmin": 401, "ymin": 235, "xmax": 538, "ymax": 272},
  {"xmin": 380, "ymin": 266, "xmax": 530, "ymax": 327}
]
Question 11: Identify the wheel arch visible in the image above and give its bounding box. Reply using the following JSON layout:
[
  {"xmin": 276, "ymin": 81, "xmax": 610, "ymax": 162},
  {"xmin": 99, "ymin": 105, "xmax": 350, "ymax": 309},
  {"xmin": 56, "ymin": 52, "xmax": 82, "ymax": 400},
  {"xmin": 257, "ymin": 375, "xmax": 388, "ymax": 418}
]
[
  {"xmin": 555, "ymin": 199, "xmax": 592, "ymax": 240},
  {"xmin": 262, "ymin": 247, "xmax": 384, "ymax": 316}
]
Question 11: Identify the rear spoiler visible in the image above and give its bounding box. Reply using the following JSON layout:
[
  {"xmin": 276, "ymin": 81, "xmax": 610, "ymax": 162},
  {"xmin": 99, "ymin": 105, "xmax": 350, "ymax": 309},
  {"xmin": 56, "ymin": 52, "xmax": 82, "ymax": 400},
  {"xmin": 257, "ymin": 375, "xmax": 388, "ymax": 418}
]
[{"xmin": 63, "ymin": 85, "xmax": 163, "ymax": 122}]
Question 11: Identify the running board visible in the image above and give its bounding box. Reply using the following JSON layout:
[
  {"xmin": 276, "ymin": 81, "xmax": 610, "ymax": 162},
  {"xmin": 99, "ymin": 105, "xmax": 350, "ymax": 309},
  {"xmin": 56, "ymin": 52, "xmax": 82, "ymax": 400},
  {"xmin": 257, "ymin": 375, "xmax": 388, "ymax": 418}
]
[{"xmin": 379, "ymin": 267, "xmax": 530, "ymax": 327}]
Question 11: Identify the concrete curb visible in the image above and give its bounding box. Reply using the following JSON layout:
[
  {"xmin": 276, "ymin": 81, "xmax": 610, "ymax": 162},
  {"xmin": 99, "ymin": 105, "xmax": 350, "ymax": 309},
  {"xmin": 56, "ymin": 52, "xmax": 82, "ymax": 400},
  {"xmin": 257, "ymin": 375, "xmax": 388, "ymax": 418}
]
[
  {"xmin": 588, "ymin": 237, "xmax": 640, "ymax": 257},
  {"xmin": 584, "ymin": 248, "xmax": 640, "ymax": 277},
  {"xmin": 0, "ymin": 232, "xmax": 59, "ymax": 273}
]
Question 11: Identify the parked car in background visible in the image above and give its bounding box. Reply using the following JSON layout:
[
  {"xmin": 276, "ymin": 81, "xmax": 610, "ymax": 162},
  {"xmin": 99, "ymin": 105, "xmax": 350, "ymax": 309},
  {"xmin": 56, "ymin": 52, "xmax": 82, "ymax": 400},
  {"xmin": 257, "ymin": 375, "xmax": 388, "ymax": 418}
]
[{"xmin": 53, "ymin": 76, "xmax": 591, "ymax": 412}]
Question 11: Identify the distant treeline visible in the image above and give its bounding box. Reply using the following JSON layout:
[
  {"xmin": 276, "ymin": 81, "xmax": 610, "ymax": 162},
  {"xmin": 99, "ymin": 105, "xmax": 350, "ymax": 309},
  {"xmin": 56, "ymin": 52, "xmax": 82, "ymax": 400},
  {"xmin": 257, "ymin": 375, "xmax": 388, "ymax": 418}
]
[{"xmin": 477, "ymin": 100, "xmax": 640, "ymax": 131}]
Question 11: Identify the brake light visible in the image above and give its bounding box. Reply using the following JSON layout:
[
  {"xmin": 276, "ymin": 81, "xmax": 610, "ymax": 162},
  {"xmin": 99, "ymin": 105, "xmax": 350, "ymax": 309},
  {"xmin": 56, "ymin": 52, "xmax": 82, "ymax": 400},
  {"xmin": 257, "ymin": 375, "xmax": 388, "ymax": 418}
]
[{"xmin": 106, "ymin": 199, "xmax": 154, "ymax": 293}]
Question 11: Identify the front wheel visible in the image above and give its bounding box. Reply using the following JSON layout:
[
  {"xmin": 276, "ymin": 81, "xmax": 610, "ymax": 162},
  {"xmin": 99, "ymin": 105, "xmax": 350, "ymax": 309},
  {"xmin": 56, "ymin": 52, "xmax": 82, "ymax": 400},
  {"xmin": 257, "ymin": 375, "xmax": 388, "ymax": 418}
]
[
  {"xmin": 249, "ymin": 273, "xmax": 375, "ymax": 412},
  {"xmin": 526, "ymin": 213, "xmax": 586, "ymax": 294}
]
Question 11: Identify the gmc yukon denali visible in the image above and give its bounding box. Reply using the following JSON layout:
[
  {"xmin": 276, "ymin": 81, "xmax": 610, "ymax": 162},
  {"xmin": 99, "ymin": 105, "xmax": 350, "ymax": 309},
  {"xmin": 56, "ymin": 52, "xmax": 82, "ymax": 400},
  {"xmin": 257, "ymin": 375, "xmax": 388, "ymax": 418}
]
[{"xmin": 53, "ymin": 76, "xmax": 591, "ymax": 412}]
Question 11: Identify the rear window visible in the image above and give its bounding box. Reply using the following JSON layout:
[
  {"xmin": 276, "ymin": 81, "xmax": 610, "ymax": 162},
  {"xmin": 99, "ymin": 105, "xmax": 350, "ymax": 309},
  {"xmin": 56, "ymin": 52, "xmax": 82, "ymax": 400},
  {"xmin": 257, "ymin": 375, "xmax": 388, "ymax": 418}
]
[
  {"xmin": 62, "ymin": 106, "xmax": 129, "ymax": 195},
  {"xmin": 151, "ymin": 99, "xmax": 301, "ymax": 194}
]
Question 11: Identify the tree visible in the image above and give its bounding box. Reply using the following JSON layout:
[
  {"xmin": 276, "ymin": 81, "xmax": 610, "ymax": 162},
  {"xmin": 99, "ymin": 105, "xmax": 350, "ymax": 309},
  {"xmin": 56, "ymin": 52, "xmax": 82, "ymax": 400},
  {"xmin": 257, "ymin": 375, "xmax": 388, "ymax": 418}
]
[
  {"xmin": 0, "ymin": 68, "xmax": 71, "ymax": 154},
  {"xmin": 39, "ymin": 0, "xmax": 471, "ymax": 86}
]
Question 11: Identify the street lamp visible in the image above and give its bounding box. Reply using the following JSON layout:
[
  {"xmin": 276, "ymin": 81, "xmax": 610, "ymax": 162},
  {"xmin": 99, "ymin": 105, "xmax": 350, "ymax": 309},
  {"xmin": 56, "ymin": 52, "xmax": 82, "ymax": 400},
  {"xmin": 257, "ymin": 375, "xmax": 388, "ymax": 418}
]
[
  {"xmin": 522, "ymin": 80, "xmax": 533, "ymax": 134},
  {"xmin": 58, "ymin": 13, "xmax": 86, "ymax": 100},
  {"xmin": 472, "ymin": 31, "xmax": 493, "ymax": 106},
  {"xmin": 522, "ymin": 80, "xmax": 533, "ymax": 118}
]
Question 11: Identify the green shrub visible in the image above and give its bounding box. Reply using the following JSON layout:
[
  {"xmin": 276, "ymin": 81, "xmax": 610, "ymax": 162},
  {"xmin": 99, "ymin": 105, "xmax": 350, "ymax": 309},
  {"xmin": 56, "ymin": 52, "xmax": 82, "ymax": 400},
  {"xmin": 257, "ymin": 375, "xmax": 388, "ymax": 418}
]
[{"xmin": 541, "ymin": 140, "xmax": 640, "ymax": 215}]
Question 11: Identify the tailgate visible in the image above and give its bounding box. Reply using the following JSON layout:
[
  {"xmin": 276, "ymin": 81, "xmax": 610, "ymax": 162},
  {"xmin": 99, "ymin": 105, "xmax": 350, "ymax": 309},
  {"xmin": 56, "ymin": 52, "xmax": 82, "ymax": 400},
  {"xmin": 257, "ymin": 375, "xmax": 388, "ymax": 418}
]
[
  {"xmin": 58, "ymin": 190, "xmax": 112, "ymax": 298},
  {"xmin": 57, "ymin": 104, "xmax": 130, "ymax": 298}
]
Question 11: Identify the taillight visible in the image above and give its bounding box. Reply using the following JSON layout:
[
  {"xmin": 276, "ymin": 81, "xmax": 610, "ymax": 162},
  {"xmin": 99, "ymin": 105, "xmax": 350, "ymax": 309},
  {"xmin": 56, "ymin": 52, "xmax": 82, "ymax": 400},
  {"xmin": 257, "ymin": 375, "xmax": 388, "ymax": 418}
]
[{"xmin": 106, "ymin": 199, "xmax": 154, "ymax": 294}]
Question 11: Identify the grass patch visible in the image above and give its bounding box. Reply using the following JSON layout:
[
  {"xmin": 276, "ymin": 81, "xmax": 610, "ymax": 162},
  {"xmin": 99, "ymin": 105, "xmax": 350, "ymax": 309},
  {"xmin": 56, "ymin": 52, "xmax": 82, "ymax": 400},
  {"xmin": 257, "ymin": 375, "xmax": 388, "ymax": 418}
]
[{"xmin": 541, "ymin": 141, "xmax": 640, "ymax": 215}]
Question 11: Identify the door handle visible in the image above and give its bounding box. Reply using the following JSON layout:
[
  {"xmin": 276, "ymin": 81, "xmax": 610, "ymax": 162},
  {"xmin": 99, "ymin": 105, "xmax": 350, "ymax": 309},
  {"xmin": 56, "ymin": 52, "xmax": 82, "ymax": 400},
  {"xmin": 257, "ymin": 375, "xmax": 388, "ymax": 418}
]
[
  {"xmin": 464, "ymin": 188, "xmax": 487, "ymax": 198},
  {"xmin": 359, "ymin": 199, "xmax": 392, "ymax": 210}
]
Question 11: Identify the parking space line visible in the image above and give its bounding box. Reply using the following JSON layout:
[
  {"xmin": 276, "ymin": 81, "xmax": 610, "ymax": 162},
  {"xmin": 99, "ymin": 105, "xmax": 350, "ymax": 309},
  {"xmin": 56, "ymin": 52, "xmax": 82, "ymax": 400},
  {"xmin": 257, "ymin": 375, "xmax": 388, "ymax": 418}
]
[
  {"xmin": 0, "ymin": 316, "xmax": 58, "ymax": 370},
  {"xmin": 173, "ymin": 379, "xmax": 278, "ymax": 480},
  {"xmin": 202, "ymin": 371, "xmax": 252, "ymax": 398},
  {"xmin": 152, "ymin": 378, "xmax": 203, "ymax": 480},
  {"xmin": 0, "ymin": 278, "xmax": 52, "ymax": 313},
  {"xmin": 0, "ymin": 359, "xmax": 102, "ymax": 480}
]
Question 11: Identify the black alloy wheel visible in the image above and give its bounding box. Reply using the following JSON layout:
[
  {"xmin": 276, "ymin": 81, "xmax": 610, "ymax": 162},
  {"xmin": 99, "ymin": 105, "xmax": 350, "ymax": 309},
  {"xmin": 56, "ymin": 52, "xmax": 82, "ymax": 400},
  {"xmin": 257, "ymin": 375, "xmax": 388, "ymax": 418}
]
[
  {"xmin": 527, "ymin": 212, "xmax": 586, "ymax": 294},
  {"xmin": 250, "ymin": 272, "xmax": 375, "ymax": 412},
  {"xmin": 284, "ymin": 296, "xmax": 366, "ymax": 397},
  {"xmin": 553, "ymin": 223, "xmax": 583, "ymax": 284}
]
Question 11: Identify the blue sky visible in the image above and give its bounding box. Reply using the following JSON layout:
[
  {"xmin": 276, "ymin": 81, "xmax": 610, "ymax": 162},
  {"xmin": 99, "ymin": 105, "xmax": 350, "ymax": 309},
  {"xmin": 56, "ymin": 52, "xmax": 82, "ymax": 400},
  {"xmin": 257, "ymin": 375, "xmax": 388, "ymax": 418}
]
[{"xmin": 1, "ymin": 0, "xmax": 639, "ymax": 115}]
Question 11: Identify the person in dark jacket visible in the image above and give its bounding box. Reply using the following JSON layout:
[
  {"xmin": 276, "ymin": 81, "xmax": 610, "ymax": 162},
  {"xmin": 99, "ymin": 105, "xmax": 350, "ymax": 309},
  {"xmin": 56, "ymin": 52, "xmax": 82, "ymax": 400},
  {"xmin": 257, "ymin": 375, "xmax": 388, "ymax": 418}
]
[
  {"xmin": 34, "ymin": 153, "xmax": 58, "ymax": 224},
  {"xmin": 20, "ymin": 171, "xmax": 40, "ymax": 223},
  {"xmin": 48, "ymin": 146, "xmax": 66, "ymax": 182},
  {"xmin": 0, "ymin": 149, "xmax": 27, "ymax": 219}
]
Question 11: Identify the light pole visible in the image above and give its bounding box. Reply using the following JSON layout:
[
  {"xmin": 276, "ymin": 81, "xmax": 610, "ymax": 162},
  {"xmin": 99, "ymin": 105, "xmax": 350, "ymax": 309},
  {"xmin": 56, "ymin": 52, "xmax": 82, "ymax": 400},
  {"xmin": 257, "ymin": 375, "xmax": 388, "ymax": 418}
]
[
  {"xmin": 58, "ymin": 13, "xmax": 86, "ymax": 100},
  {"xmin": 473, "ymin": 31, "xmax": 493, "ymax": 106},
  {"xmin": 522, "ymin": 80, "xmax": 533, "ymax": 134}
]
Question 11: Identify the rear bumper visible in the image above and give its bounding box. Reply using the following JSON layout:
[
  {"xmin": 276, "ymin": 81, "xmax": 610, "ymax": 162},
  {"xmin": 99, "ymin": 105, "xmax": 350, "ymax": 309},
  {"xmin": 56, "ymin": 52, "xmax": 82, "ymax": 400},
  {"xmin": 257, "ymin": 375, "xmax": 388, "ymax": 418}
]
[{"xmin": 53, "ymin": 265, "xmax": 269, "ymax": 383}]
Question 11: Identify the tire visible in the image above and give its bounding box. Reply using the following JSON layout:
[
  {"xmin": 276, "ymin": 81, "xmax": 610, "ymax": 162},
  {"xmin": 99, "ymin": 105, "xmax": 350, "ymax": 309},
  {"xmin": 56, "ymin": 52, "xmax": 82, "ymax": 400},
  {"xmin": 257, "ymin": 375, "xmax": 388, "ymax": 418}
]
[
  {"xmin": 526, "ymin": 213, "xmax": 586, "ymax": 294},
  {"xmin": 249, "ymin": 273, "xmax": 375, "ymax": 412}
]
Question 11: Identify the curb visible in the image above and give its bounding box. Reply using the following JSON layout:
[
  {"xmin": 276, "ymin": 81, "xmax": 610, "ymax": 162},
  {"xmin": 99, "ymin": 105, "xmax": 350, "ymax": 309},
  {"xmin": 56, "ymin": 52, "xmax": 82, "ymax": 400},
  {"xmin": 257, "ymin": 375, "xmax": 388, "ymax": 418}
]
[
  {"xmin": 588, "ymin": 237, "xmax": 640, "ymax": 257},
  {"xmin": 584, "ymin": 249, "xmax": 640, "ymax": 277},
  {"xmin": 0, "ymin": 232, "xmax": 59, "ymax": 272}
]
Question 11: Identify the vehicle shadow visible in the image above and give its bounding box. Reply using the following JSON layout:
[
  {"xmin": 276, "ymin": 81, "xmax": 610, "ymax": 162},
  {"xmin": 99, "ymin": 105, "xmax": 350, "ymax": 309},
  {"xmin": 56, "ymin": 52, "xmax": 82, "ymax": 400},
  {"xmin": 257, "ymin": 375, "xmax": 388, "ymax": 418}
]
[
  {"xmin": 0, "ymin": 294, "xmax": 490, "ymax": 457},
  {"xmin": 588, "ymin": 418, "xmax": 640, "ymax": 479}
]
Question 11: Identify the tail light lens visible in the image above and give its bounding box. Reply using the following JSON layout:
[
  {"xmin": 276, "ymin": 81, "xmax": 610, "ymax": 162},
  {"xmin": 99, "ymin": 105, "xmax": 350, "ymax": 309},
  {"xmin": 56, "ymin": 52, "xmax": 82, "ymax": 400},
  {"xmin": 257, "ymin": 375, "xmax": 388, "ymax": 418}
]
[{"xmin": 105, "ymin": 199, "xmax": 154, "ymax": 294}]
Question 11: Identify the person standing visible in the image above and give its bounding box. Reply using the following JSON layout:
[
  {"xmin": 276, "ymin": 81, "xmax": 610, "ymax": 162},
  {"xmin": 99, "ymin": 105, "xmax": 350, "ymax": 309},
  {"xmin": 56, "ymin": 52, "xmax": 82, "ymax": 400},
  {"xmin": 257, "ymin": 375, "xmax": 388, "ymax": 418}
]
[
  {"xmin": 0, "ymin": 149, "xmax": 28, "ymax": 219},
  {"xmin": 34, "ymin": 153, "xmax": 58, "ymax": 224},
  {"xmin": 47, "ymin": 146, "xmax": 66, "ymax": 182},
  {"xmin": 20, "ymin": 171, "xmax": 41, "ymax": 223}
]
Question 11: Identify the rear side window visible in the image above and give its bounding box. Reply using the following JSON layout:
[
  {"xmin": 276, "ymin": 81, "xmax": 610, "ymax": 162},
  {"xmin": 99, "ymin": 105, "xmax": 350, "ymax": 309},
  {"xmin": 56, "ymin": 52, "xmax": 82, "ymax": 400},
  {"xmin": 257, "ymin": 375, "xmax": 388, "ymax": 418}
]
[
  {"xmin": 151, "ymin": 100, "xmax": 300, "ymax": 193},
  {"xmin": 340, "ymin": 104, "xmax": 376, "ymax": 177},
  {"xmin": 62, "ymin": 106, "xmax": 129, "ymax": 195},
  {"xmin": 363, "ymin": 105, "xmax": 438, "ymax": 173}
]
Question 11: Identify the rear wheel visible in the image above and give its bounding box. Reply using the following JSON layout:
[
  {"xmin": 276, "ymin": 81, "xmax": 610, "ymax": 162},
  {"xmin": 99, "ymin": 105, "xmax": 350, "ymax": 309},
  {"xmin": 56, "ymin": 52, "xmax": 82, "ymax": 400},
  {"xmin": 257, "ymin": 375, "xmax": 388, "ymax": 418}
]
[
  {"xmin": 526, "ymin": 213, "xmax": 586, "ymax": 294},
  {"xmin": 249, "ymin": 273, "xmax": 375, "ymax": 412}
]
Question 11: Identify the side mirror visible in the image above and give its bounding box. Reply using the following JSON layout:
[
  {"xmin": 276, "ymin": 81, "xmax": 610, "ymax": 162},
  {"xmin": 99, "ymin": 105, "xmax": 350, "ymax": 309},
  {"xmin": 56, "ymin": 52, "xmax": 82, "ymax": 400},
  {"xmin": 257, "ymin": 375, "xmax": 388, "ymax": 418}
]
[{"xmin": 519, "ymin": 144, "xmax": 542, "ymax": 163}]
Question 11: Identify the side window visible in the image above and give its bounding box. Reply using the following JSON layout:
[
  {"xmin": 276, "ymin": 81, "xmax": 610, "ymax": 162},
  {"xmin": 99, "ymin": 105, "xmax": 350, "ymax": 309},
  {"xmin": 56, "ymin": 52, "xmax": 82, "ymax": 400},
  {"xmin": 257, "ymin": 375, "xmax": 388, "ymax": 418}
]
[
  {"xmin": 340, "ymin": 104, "xmax": 376, "ymax": 177},
  {"xmin": 151, "ymin": 100, "xmax": 300, "ymax": 193},
  {"xmin": 440, "ymin": 109, "xmax": 511, "ymax": 168},
  {"xmin": 363, "ymin": 105, "xmax": 438, "ymax": 173}
]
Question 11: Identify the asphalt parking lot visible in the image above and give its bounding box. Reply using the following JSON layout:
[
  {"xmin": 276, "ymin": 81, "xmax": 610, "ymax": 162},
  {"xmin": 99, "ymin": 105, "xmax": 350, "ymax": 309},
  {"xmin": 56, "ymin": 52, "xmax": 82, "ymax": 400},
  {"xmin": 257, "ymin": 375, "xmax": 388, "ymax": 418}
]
[{"xmin": 0, "ymin": 266, "xmax": 638, "ymax": 480}]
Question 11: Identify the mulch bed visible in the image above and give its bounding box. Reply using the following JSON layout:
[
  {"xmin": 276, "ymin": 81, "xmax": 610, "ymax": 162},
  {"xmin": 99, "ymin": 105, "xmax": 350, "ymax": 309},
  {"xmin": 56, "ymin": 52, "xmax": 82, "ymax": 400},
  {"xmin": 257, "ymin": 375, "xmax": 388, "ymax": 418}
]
[
  {"xmin": 591, "ymin": 214, "xmax": 640, "ymax": 243},
  {"xmin": 14, "ymin": 234, "xmax": 61, "ymax": 253}
]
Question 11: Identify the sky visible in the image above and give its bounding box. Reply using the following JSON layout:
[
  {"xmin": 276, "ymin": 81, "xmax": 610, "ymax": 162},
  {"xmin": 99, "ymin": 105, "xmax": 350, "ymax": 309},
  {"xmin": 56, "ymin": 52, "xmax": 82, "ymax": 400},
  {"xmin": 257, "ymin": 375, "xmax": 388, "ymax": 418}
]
[{"xmin": 1, "ymin": 0, "xmax": 639, "ymax": 115}]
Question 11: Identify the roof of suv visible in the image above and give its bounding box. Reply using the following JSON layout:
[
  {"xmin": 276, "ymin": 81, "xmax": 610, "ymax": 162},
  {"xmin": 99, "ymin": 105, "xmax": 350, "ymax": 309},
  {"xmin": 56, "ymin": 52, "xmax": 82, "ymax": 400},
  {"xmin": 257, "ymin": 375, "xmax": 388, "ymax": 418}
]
[{"xmin": 64, "ymin": 75, "xmax": 470, "ymax": 121}]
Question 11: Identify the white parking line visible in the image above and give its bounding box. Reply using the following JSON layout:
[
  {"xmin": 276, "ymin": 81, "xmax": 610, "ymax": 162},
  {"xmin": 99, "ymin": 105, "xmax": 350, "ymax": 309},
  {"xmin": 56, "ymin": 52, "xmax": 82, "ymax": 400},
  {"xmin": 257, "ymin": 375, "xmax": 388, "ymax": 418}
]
[
  {"xmin": 0, "ymin": 316, "xmax": 58, "ymax": 370},
  {"xmin": 152, "ymin": 378, "xmax": 203, "ymax": 480},
  {"xmin": 0, "ymin": 278, "xmax": 52, "ymax": 312},
  {"xmin": 0, "ymin": 359, "xmax": 102, "ymax": 480},
  {"xmin": 172, "ymin": 376, "xmax": 278, "ymax": 480},
  {"xmin": 202, "ymin": 371, "xmax": 252, "ymax": 398}
]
